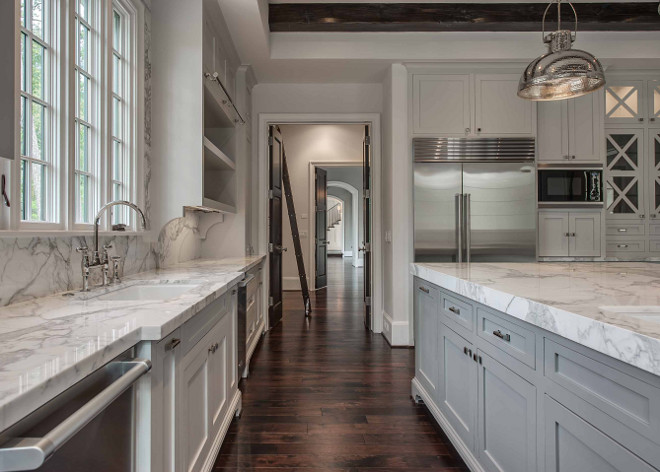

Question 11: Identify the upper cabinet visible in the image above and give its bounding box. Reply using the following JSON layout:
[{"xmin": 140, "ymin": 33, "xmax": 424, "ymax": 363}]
[
  {"xmin": 537, "ymin": 92, "xmax": 604, "ymax": 164},
  {"xmin": 649, "ymin": 80, "xmax": 660, "ymax": 124},
  {"xmin": 604, "ymin": 78, "xmax": 660, "ymax": 126},
  {"xmin": 411, "ymin": 73, "xmax": 536, "ymax": 137}
]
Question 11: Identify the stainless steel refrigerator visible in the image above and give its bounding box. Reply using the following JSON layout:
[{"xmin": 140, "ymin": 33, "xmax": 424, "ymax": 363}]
[{"xmin": 414, "ymin": 137, "xmax": 536, "ymax": 263}]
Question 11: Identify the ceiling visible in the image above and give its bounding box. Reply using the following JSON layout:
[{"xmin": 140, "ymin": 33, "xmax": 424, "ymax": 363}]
[{"xmin": 218, "ymin": 0, "xmax": 660, "ymax": 84}]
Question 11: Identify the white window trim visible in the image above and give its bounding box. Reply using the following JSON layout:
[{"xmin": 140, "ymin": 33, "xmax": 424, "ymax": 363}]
[
  {"xmin": 14, "ymin": 0, "xmax": 64, "ymax": 231},
  {"xmin": 3, "ymin": 0, "xmax": 145, "ymax": 237}
]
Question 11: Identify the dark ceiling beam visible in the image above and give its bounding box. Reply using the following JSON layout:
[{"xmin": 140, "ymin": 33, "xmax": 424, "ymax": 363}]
[{"xmin": 269, "ymin": 3, "xmax": 660, "ymax": 32}]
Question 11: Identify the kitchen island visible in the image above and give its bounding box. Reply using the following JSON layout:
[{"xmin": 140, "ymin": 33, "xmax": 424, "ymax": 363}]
[
  {"xmin": 0, "ymin": 255, "xmax": 265, "ymax": 471},
  {"xmin": 411, "ymin": 262, "xmax": 660, "ymax": 472}
]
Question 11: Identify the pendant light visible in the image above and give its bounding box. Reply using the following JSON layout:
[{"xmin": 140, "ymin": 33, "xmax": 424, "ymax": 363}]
[{"xmin": 518, "ymin": 0, "xmax": 605, "ymax": 101}]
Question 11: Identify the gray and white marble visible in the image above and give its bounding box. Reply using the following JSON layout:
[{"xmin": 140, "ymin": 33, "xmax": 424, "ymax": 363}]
[
  {"xmin": 0, "ymin": 255, "xmax": 265, "ymax": 432},
  {"xmin": 412, "ymin": 262, "xmax": 660, "ymax": 377}
]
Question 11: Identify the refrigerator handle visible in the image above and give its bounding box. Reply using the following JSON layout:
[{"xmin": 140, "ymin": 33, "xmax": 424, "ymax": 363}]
[
  {"xmin": 464, "ymin": 194, "xmax": 471, "ymax": 263},
  {"xmin": 455, "ymin": 193, "xmax": 463, "ymax": 263}
]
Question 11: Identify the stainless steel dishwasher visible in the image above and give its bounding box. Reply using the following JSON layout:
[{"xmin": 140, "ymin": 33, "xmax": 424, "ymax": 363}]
[{"xmin": 0, "ymin": 350, "xmax": 151, "ymax": 472}]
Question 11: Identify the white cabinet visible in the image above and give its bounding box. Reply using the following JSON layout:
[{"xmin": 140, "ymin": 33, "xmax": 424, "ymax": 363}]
[
  {"xmin": 414, "ymin": 280, "xmax": 439, "ymax": 399},
  {"xmin": 438, "ymin": 323, "xmax": 477, "ymax": 450},
  {"xmin": 605, "ymin": 80, "xmax": 646, "ymax": 125},
  {"xmin": 538, "ymin": 211, "xmax": 601, "ymax": 257},
  {"xmin": 411, "ymin": 72, "xmax": 535, "ymax": 137},
  {"xmin": 538, "ymin": 92, "xmax": 603, "ymax": 163},
  {"xmin": 412, "ymin": 74, "xmax": 471, "ymax": 135},
  {"xmin": 477, "ymin": 351, "xmax": 537, "ymax": 472},
  {"xmin": 475, "ymin": 74, "xmax": 535, "ymax": 136},
  {"xmin": 151, "ymin": 290, "xmax": 240, "ymax": 472}
]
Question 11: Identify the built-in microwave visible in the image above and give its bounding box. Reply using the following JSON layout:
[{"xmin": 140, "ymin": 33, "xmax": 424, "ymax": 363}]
[{"xmin": 538, "ymin": 168, "xmax": 603, "ymax": 203}]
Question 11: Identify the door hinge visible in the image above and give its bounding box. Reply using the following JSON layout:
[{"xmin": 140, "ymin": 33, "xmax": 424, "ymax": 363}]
[
  {"xmin": 268, "ymin": 242, "xmax": 274, "ymax": 252},
  {"xmin": 364, "ymin": 189, "xmax": 371, "ymax": 199},
  {"xmin": 364, "ymin": 136, "xmax": 371, "ymax": 146},
  {"xmin": 269, "ymin": 189, "xmax": 274, "ymax": 199},
  {"xmin": 365, "ymin": 296, "xmax": 372, "ymax": 306},
  {"xmin": 364, "ymin": 242, "xmax": 371, "ymax": 252},
  {"xmin": 269, "ymin": 296, "xmax": 274, "ymax": 307},
  {"xmin": 268, "ymin": 136, "xmax": 274, "ymax": 146}
]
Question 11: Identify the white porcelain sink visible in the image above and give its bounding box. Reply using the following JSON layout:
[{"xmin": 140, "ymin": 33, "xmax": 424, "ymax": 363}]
[
  {"xmin": 97, "ymin": 283, "xmax": 198, "ymax": 301},
  {"xmin": 600, "ymin": 306, "xmax": 660, "ymax": 323}
]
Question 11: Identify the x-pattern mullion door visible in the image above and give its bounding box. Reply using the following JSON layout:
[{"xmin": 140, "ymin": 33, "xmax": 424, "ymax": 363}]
[
  {"xmin": 650, "ymin": 130, "xmax": 660, "ymax": 219},
  {"xmin": 605, "ymin": 130, "xmax": 645, "ymax": 220},
  {"xmin": 605, "ymin": 81, "xmax": 644, "ymax": 124},
  {"xmin": 650, "ymin": 81, "xmax": 660, "ymax": 123}
]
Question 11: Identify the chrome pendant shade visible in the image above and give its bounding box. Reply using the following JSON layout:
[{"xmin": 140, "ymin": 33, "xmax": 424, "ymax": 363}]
[{"xmin": 518, "ymin": 0, "xmax": 605, "ymax": 101}]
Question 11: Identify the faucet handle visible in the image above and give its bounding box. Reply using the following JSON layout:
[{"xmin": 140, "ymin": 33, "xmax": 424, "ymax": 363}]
[{"xmin": 103, "ymin": 244, "xmax": 113, "ymax": 251}]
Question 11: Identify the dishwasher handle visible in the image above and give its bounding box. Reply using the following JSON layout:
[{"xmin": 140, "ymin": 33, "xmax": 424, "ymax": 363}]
[{"xmin": 0, "ymin": 359, "xmax": 151, "ymax": 472}]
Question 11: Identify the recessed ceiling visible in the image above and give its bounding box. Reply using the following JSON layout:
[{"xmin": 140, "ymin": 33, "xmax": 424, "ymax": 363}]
[{"xmin": 269, "ymin": 2, "xmax": 660, "ymax": 32}]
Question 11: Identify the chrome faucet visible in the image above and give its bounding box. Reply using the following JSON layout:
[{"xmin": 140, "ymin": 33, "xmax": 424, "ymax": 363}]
[{"xmin": 76, "ymin": 201, "xmax": 147, "ymax": 291}]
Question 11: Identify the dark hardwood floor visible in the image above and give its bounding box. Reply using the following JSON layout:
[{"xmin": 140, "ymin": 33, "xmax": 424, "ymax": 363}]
[{"xmin": 214, "ymin": 257, "xmax": 468, "ymax": 471}]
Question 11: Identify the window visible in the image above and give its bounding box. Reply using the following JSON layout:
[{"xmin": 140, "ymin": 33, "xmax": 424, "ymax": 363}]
[
  {"xmin": 74, "ymin": 0, "xmax": 98, "ymax": 224},
  {"xmin": 19, "ymin": 0, "xmax": 55, "ymax": 223},
  {"xmin": 11, "ymin": 0, "xmax": 142, "ymax": 232}
]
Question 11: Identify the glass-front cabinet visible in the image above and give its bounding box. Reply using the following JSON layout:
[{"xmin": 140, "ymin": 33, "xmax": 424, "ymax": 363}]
[{"xmin": 605, "ymin": 76, "xmax": 660, "ymax": 258}]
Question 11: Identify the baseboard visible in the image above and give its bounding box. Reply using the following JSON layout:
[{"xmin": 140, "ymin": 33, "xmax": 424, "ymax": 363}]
[
  {"xmin": 382, "ymin": 310, "xmax": 409, "ymax": 346},
  {"xmin": 352, "ymin": 258, "xmax": 364, "ymax": 268},
  {"xmin": 343, "ymin": 251, "xmax": 353, "ymax": 257},
  {"xmin": 283, "ymin": 276, "xmax": 308, "ymax": 291},
  {"xmin": 411, "ymin": 378, "xmax": 484, "ymax": 472},
  {"xmin": 202, "ymin": 389, "xmax": 242, "ymax": 472}
]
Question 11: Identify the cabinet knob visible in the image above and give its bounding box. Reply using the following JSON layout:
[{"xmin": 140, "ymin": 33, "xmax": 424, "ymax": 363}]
[
  {"xmin": 465, "ymin": 128, "xmax": 471, "ymax": 134},
  {"xmin": 639, "ymin": 214, "xmax": 646, "ymax": 219},
  {"xmin": 651, "ymin": 118, "xmax": 656, "ymax": 122},
  {"xmin": 477, "ymin": 128, "xmax": 482, "ymax": 133},
  {"xmin": 617, "ymin": 244, "xmax": 629, "ymax": 249},
  {"xmin": 639, "ymin": 118, "xmax": 644, "ymax": 122},
  {"xmin": 571, "ymin": 155, "xmax": 576, "ymax": 160},
  {"xmin": 166, "ymin": 338, "xmax": 181, "ymax": 351}
]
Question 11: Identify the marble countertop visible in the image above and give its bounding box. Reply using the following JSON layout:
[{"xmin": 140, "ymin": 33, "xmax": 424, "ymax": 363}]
[
  {"xmin": 0, "ymin": 255, "xmax": 265, "ymax": 433},
  {"xmin": 412, "ymin": 262, "xmax": 660, "ymax": 377}
]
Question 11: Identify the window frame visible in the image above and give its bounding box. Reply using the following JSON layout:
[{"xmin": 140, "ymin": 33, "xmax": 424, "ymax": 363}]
[
  {"xmin": 5, "ymin": 0, "xmax": 144, "ymax": 235},
  {"xmin": 15, "ymin": 0, "xmax": 64, "ymax": 231}
]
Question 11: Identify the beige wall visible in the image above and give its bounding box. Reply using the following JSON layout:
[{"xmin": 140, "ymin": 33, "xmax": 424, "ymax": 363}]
[{"xmin": 278, "ymin": 124, "xmax": 365, "ymax": 290}]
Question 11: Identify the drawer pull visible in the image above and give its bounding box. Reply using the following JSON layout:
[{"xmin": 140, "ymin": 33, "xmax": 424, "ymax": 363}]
[
  {"xmin": 493, "ymin": 330, "xmax": 511, "ymax": 342},
  {"xmin": 418, "ymin": 286, "xmax": 430, "ymax": 294},
  {"xmin": 617, "ymin": 244, "xmax": 629, "ymax": 249},
  {"xmin": 166, "ymin": 338, "xmax": 181, "ymax": 351},
  {"xmin": 618, "ymin": 228, "xmax": 627, "ymax": 232},
  {"xmin": 448, "ymin": 306, "xmax": 461, "ymax": 315}
]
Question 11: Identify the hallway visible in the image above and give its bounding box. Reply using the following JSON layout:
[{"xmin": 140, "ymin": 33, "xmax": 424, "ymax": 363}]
[{"xmin": 214, "ymin": 257, "xmax": 468, "ymax": 471}]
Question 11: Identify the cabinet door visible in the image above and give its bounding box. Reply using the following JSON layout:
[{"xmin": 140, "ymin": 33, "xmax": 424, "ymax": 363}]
[
  {"xmin": 414, "ymin": 280, "xmax": 439, "ymax": 399},
  {"xmin": 178, "ymin": 332, "xmax": 212, "ymax": 472},
  {"xmin": 538, "ymin": 212, "xmax": 569, "ymax": 257},
  {"xmin": 537, "ymin": 101, "xmax": 569, "ymax": 163},
  {"xmin": 208, "ymin": 313, "xmax": 231, "ymax": 431},
  {"xmin": 477, "ymin": 351, "xmax": 536, "ymax": 472},
  {"xmin": 649, "ymin": 81, "xmax": 660, "ymax": 123},
  {"xmin": 569, "ymin": 91, "xmax": 604, "ymax": 163},
  {"xmin": 412, "ymin": 74, "xmax": 471, "ymax": 135},
  {"xmin": 569, "ymin": 212, "xmax": 601, "ymax": 257},
  {"xmin": 438, "ymin": 323, "xmax": 477, "ymax": 450},
  {"xmin": 475, "ymin": 74, "xmax": 535, "ymax": 136},
  {"xmin": 648, "ymin": 129, "xmax": 660, "ymax": 220},
  {"xmin": 605, "ymin": 130, "xmax": 645, "ymax": 221},
  {"xmin": 545, "ymin": 396, "xmax": 657, "ymax": 472},
  {"xmin": 605, "ymin": 81, "xmax": 645, "ymax": 125}
]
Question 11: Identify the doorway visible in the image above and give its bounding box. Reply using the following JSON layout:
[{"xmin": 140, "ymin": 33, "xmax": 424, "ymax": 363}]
[{"xmin": 259, "ymin": 117, "xmax": 382, "ymax": 332}]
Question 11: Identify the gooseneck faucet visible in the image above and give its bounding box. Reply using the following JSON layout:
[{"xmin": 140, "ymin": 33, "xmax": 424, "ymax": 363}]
[
  {"xmin": 93, "ymin": 201, "xmax": 147, "ymax": 264},
  {"xmin": 76, "ymin": 201, "xmax": 147, "ymax": 291}
]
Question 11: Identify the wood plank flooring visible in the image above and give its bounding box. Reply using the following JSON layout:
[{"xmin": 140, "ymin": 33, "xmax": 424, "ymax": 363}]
[{"xmin": 214, "ymin": 257, "xmax": 468, "ymax": 471}]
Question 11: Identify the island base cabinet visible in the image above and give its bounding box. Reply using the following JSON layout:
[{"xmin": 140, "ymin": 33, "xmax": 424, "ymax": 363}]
[
  {"xmin": 477, "ymin": 351, "xmax": 536, "ymax": 472},
  {"xmin": 544, "ymin": 396, "xmax": 657, "ymax": 472},
  {"xmin": 414, "ymin": 280, "xmax": 439, "ymax": 399},
  {"xmin": 438, "ymin": 324, "xmax": 477, "ymax": 451}
]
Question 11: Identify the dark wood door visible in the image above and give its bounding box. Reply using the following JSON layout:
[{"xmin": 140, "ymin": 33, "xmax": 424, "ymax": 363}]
[
  {"xmin": 363, "ymin": 124, "xmax": 372, "ymax": 329},
  {"xmin": 315, "ymin": 167, "xmax": 328, "ymax": 289},
  {"xmin": 269, "ymin": 125, "xmax": 284, "ymax": 328}
]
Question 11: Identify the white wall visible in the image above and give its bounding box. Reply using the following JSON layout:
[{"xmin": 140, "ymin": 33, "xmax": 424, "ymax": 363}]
[
  {"xmin": 381, "ymin": 64, "xmax": 411, "ymax": 346},
  {"xmin": 276, "ymin": 124, "xmax": 365, "ymax": 291}
]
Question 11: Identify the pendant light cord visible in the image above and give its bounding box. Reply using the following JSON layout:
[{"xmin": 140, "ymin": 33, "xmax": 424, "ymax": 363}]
[{"xmin": 541, "ymin": 0, "xmax": 578, "ymax": 42}]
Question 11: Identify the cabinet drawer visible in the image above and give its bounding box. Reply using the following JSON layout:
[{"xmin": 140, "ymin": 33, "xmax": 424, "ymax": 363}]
[
  {"xmin": 607, "ymin": 239, "xmax": 645, "ymax": 253},
  {"xmin": 606, "ymin": 223, "xmax": 645, "ymax": 237},
  {"xmin": 180, "ymin": 292, "xmax": 229, "ymax": 355},
  {"xmin": 649, "ymin": 224, "xmax": 660, "ymax": 238},
  {"xmin": 440, "ymin": 293, "xmax": 474, "ymax": 334},
  {"xmin": 650, "ymin": 240, "xmax": 660, "ymax": 253},
  {"xmin": 544, "ymin": 338, "xmax": 660, "ymax": 444},
  {"xmin": 477, "ymin": 308, "xmax": 536, "ymax": 369}
]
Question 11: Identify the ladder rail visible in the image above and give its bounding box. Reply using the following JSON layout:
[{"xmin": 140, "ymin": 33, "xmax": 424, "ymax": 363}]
[{"xmin": 281, "ymin": 150, "xmax": 312, "ymax": 316}]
